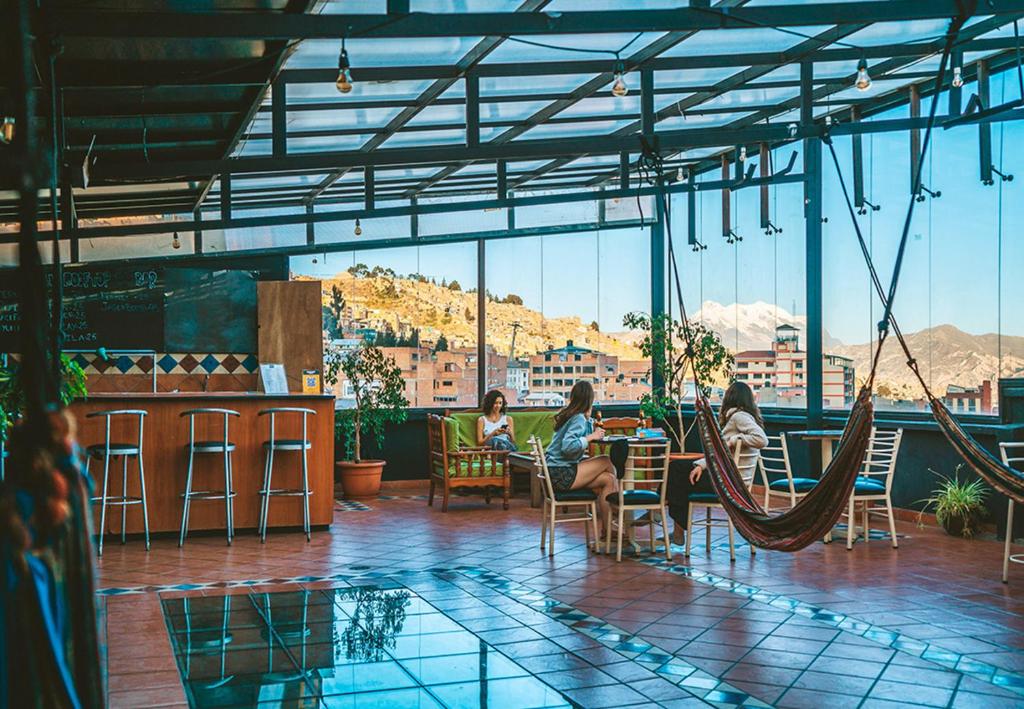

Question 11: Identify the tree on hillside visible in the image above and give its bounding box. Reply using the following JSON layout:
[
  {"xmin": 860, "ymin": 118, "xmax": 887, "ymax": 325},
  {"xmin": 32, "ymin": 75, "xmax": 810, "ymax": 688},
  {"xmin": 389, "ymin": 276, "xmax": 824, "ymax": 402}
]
[
  {"xmin": 590, "ymin": 321, "xmax": 600, "ymax": 332},
  {"xmin": 348, "ymin": 263, "xmax": 369, "ymax": 277},
  {"xmin": 322, "ymin": 305, "xmax": 340, "ymax": 338},
  {"xmin": 503, "ymin": 293, "xmax": 523, "ymax": 306},
  {"xmin": 449, "ymin": 280, "xmax": 461, "ymax": 291},
  {"xmin": 465, "ymin": 307, "xmax": 474, "ymax": 323},
  {"xmin": 434, "ymin": 334, "xmax": 449, "ymax": 352},
  {"xmin": 329, "ymin": 285, "xmax": 346, "ymax": 322},
  {"xmin": 441, "ymin": 278, "xmax": 448, "ymax": 288}
]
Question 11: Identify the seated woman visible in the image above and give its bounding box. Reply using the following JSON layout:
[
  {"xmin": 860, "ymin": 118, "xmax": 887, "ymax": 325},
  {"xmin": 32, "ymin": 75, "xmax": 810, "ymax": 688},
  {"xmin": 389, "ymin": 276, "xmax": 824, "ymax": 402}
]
[
  {"xmin": 667, "ymin": 381, "xmax": 768, "ymax": 545},
  {"xmin": 545, "ymin": 380, "xmax": 619, "ymax": 539},
  {"xmin": 477, "ymin": 389, "xmax": 517, "ymax": 452}
]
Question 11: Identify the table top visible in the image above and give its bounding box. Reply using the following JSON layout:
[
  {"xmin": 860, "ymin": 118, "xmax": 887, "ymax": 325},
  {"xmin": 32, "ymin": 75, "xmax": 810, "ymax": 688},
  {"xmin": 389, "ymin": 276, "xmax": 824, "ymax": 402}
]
[
  {"xmin": 79, "ymin": 391, "xmax": 335, "ymax": 400},
  {"xmin": 789, "ymin": 429, "xmax": 844, "ymax": 439}
]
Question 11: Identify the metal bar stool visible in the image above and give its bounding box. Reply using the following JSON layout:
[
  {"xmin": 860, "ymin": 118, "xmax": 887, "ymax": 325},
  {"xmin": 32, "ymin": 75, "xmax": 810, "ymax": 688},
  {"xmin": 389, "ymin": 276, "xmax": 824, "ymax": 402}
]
[
  {"xmin": 85, "ymin": 409, "xmax": 149, "ymax": 556},
  {"xmin": 257, "ymin": 407, "xmax": 316, "ymax": 542},
  {"xmin": 180, "ymin": 408, "xmax": 240, "ymax": 547}
]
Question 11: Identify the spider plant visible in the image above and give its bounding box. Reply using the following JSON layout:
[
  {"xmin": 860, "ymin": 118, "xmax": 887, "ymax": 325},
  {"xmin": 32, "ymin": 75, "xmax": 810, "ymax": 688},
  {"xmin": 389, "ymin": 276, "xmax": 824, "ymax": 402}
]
[{"xmin": 916, "ymin": 465, "xmax": 989, "ymax": 538}]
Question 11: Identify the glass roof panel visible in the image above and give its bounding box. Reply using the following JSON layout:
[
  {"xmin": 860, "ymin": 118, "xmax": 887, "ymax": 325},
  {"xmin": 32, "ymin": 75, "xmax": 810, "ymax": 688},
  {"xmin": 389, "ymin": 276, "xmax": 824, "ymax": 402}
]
[
  {"xmin": 380, "ymin": 128, "xmax": 468, "ymax": 148},
  {"xmin": 658, "ymin": 111, "xmax": 756, "ymax": 130},
  {"xmin": 480, "ymin": 73, "xmax": 603, "ymax": 96},
  {"xmin": 284, "ymin": 80, "xmax": 437, "ymax": 103},
  {"xmin": 410, "ymin": 0, "xmax": 522, "ymax": 11},
  {"xmin": 285, "ymin": 107, "xmax": 410, "ymax": 131},
  {"xmin": 288, "ymin": 135, "xmax": 375, "ymax": 153},
  {"xmin": 654, "ymin": 66, "xmax": 753, "ymax": 89},
  {"xmin": 660, "ymin": 26, "xmax": 831, "ymax": 57},
  {"xmin": 558, "ymin": 95, "xmax": 640, "ymax": 120},
  {"xmin": 515, "ymin": 119, "xmax": 633, "ymax": 140},
  {"xmin": 232, "ymin": 174, "xmax": 332, "ymax": 192},
  {"xmin": 842, "ymin": 20, "xmax": 952, "ymax": 47},
  {"xmin": 483, "ymin": 32, "xmax": 666, "ymax": 65},
  {"xmin": 287, "ymin": 37, "xmax": 485, "ymax": 69}
]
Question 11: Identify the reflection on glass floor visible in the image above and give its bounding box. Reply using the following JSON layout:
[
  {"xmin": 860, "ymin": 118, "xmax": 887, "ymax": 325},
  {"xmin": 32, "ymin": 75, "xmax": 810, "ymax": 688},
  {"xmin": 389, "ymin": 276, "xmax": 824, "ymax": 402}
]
[{"xmin": 161, "ymin": 587, "xmax": 573, "ymax": 708}]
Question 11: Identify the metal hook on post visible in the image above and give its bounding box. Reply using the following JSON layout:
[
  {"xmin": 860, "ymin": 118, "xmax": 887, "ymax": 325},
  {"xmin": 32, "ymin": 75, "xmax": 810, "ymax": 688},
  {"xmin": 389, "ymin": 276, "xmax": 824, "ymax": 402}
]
[
  {"xmin": 857, "ymin": 199, "xmax": 881, "ymax": 216},
  {"xmin": 915, "ymin": 185, "xmax": 942, "ymax": 202}
]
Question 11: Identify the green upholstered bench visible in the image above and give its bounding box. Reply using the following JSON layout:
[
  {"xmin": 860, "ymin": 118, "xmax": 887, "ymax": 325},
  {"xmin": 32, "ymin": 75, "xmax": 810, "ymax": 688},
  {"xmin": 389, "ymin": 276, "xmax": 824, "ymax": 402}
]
[{"xmin": 445, "ymin": 410, "xmax": 556, "ymax": 508}]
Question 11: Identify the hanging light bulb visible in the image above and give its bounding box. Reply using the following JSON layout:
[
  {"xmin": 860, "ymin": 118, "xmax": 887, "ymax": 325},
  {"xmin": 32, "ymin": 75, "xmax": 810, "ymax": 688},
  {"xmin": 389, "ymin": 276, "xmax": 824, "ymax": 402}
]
[
  {"xmin": 354, "ymin": 218, "xmax": 362, "ymax": 236},
  {"xmin": 676, "ymin": 166, "xmax": 685, "ymax": 183},
  {"xmin": 611, "ymin": 60, "xmax": 628, "ymax": 98},
  {"xmin": 739, "ymin": 146, "xmax": 747, "ymax": 162},
  {"xmin": 0, "ymin": 117, "xmax": 14, "ymax": 144},
  {"xmin": 951, "ymin": 66, "xmax": 964, "ymax": 89},
  {"xmin": 336, "ymin": 41, "xmax": 353, "ymax": 94},
  {"xmin": 172, "ymin": 231, "xmax": 181, "ymax": 250},
  {"xmin": 855, "ymin": 58, "xmax": 872, "ymax": 92}
]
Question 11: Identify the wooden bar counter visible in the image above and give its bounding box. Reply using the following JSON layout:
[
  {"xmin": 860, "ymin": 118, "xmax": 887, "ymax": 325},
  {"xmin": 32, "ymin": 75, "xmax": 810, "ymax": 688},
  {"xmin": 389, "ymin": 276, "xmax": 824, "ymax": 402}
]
[{"xmin": 69, "ymin": 393, "xmax": 335, "ymax": 536}]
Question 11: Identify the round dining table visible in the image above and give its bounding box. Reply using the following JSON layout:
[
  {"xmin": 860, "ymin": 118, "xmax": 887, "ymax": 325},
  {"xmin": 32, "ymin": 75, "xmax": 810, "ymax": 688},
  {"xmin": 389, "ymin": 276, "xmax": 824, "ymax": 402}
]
[{"xmin": 789, "ymin": 429, "xmax": 844, "ymax": 470}]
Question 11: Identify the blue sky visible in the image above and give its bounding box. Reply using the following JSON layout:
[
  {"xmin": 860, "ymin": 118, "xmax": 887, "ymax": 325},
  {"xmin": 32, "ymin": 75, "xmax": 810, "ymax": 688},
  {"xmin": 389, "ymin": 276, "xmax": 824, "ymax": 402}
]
[{"xmin": 293, "ymin": 69, "xmax": 1023, "ymax": 348}]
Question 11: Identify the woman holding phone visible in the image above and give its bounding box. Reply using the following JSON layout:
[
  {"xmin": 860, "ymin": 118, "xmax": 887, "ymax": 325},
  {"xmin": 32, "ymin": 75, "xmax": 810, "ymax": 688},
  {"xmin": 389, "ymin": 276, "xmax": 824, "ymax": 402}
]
[{"xmin": 478, "ymin": 389, "xmax": 517, "ymax": 451}]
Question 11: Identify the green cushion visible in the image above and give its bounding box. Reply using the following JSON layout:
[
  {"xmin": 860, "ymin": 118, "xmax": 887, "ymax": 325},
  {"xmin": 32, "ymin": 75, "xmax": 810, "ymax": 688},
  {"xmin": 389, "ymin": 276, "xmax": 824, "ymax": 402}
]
[
  {"xmin": 448, "ymin": 411, "xmax": 555, "ymax": 452},
  {"xmin": 688, "ymin": 492, "xmax": 719, "ymax": 503},
  {"xmin": 554, "ymin": 489, "xmax": 597, "ymax": 502},
  {"xmin": 769, "ymin": 477, "xmax": 818, "ymax": 492},
  {"xmin": 608, "ymin": 489, "xmax": 661, "ymax": 505},
  {"xmin": 443, "ymin": 417, "xmax": 461, "ymax": 453},
  {"xmin": 433, "ymin": 458, "xmax": 506, "ymax": 479},
  {"xmin": 854, "ymin": 476, "xmax": 886, "ymax": 494}
]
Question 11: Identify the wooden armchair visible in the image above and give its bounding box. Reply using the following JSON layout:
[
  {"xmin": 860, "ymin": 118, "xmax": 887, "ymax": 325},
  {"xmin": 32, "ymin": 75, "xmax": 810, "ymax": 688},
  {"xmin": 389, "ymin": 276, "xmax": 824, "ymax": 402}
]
[{"xmin": 427, "ymin": 414, "xmax": 511, "ymax": 512}]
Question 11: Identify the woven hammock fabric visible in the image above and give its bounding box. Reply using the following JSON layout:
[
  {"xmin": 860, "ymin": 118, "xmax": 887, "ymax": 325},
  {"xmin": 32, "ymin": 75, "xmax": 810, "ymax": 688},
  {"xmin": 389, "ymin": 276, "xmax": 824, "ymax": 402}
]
[
  {"xmin": 696, "ymin": 388, "xmax": 875, "ymax": 551},
  {"xmin": 929, "ymin": 397, "xmax": 1024, "ymax": 504}
]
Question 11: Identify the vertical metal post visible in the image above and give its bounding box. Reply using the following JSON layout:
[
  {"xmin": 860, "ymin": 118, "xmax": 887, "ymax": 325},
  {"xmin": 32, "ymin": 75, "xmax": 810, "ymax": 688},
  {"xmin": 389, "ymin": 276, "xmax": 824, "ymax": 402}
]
[
  {"xmin": 687, "ymin": 169, "xmax": 697, "ymax": 246},
  {"xmin": 909, "ymin": 84, "xmax": 921, "ymax": 195},
  {"xmin": 496, "ymin": 160, "xmax": 507, "ymax": 200},
  {"xmin": 477, "ymin": 238, "xmax": 486, "ymax": 405},
  {"xmin": 466, "ymin": 74, "xmax": 480, "ymax": 148},
  {"xmin": 364, "ymin": 166, "xmax": 375, "ymax": 210},
  {"xmin": 721, "ymin": 155, "xmax": 730, "ymax": 237},
  {"xmin": 851, "ymin": 106, "xmax": 864, "ymax": 209},
  {"xmin": 61, "ymin": 168, "xmax": 79, "ymax": 263},
  {"xmin": 619, "ymin": 152, "xmax": 630, "ymax": 189},
  {"xmin": 640, "ymin": 69, "xmax": 655, "ymax": 138},
  {"xmin": 220, "ymin": 173, "xmax": 232, "ymax": 221},
  {"xmin": 272, "ymin": 78, "xmax": 286, "ymax": 157},
  {"xmin": 193, "ymin": 206, "xmax": 203, "ymax": 253},
  {"xmin": 305, "ymin": 202, "xmax": 314, "ymax": 245},
  {"xmin": 978, "ymin": 59, "xmax": 993, "ymax": 185},
  {"xmin": 410, "ymin": 197, "xmax": 418, "ymax": 238},
  {"xmin": 651, "ymin": 190, "xmax": 666, "ymax": 395},
  {"xmin": 802, "ymin": 61, "xmax": 824, "ymax": 436},
  {"xmin": 759, "ymin": 143, "xmax": 770, "ymax": 230}
]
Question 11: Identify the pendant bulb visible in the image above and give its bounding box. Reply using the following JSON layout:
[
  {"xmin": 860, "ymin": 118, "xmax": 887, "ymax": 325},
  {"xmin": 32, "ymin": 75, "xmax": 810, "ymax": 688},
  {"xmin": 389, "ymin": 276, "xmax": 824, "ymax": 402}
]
[
  {"xmin": 336, "ymin": 44, "xmax": 353, "ymax": 94},
  {"xmin": 172, "ymin": 231, "xmax": 181, "ymax": 250},
  {"xmin": 354, "ymin": 218, "xmax": 362, "ymax": 236},
  {"xmin": 855, "ymin": 58, "xmax": 872, "ymax": 92},
  {"xmin": 951, "ymin": 66, "xmax": 964, "ymax": 89},
  {"xmin": 611, "ymin": 60, "xmax": 628, "ymax": 97}
]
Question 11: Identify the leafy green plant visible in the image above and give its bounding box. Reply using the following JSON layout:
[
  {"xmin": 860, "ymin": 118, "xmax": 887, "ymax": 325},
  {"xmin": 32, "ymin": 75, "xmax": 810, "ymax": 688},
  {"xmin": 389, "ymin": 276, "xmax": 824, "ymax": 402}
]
[
  {"xmin": 622, "ymin": 312, "xmax": 733, "ymax": 452},
  {"xmin": 331, "ymin": 342, "xmax": 409, "ymax": 463},
  {"xmin": 0, "ymin": 354, "xmax": 87, "ymax": 444},
  {"xmin": 916, "ymin": 465, "xmax": 989, "ymax": 538}
]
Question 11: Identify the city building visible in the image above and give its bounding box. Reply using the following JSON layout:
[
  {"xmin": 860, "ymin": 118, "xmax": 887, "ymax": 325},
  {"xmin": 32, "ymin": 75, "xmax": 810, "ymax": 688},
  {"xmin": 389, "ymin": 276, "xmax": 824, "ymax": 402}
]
[
  {"xmin": 734, "ymin": 325, "xmax": 855, "ymax": 408},
  {"xmin": 943, "ymin": 380, "xmax": 993, "ymax": 415},
  {"xmin": 527, "ymin": 340, "xmax": 650, "ymax": 405}
]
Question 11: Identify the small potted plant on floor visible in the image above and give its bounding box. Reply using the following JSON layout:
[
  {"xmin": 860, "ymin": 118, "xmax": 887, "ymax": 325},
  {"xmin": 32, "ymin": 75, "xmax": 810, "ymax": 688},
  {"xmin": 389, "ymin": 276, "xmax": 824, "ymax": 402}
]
[
  {"xmin": 622, "ymin": 312, "xmax": 732, "ymax": 455},
  {"xmin": 328, "ymin": 341, "xmax": 408, "ymax": 499},
  {"xmin": 916, "ymin": 465, "xmax": 989, "ymax": 538}
]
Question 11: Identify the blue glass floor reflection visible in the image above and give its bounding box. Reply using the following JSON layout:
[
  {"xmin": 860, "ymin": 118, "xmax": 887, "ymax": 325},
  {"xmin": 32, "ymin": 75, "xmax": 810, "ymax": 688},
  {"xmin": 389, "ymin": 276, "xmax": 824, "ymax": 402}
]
[{"xmin": 161, "ymin": 587, "xmax": 574, "ymax": 709}]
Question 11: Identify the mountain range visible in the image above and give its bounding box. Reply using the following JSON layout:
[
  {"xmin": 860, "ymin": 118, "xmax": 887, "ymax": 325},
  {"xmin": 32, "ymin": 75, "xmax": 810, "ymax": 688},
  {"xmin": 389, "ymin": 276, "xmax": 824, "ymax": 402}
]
[{"xmin": 315, "ymin": 271, "xmax": 1022, "ymax": 400}]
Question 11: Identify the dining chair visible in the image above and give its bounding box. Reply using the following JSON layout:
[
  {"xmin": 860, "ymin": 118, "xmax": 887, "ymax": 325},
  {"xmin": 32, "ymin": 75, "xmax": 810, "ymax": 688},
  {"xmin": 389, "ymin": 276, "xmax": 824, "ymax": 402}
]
[
  {"xmin": 686, "ymin": 443, "xmax": 760, "ymax": 562},
  {"xmin": 999, "ymin": 443, "xmax": 1024, "ymax": 583},
  {"xmin": 257, "ymin": 407, "xmax": 316, "ymax": 543},
  {"xmin": 606, "ymin": 440, "xmax": 672, "ymax": 562},
  {"xmin": 760, "ymin": 434, "xmax": 817, "ymax": 511},
  {"xmin": 842, "ymin": 428, "xmax": 903, "ymax": 550},
  {"xmin": 529, "ymin": 435, "xmax": 599, "ymax": 557}
]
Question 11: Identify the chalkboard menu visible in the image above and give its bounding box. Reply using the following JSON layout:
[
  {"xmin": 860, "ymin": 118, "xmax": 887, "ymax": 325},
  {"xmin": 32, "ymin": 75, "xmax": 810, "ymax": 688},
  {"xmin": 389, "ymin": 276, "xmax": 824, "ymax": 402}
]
[
  {"xmin": 0, "ymin": 266, "xmax": 164, "ymax": 351},
  {"xmin": 165, "ymin": 269, "xmax": 257, "ymax": 353}
]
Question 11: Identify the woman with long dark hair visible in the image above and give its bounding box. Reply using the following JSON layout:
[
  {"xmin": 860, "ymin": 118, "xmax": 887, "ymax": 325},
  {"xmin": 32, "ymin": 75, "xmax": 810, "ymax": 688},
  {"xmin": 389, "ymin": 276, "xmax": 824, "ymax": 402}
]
[
  {"xmin": 477, "ymin": 389, "xmax": 516, "ymax": 451},
  {"xmin": 544, "ymin": 380, "xmax": 619, "ymax": 537},
  {"xmin": 667, "ymin": 381, "xmax": 768, "ymax": 544}
]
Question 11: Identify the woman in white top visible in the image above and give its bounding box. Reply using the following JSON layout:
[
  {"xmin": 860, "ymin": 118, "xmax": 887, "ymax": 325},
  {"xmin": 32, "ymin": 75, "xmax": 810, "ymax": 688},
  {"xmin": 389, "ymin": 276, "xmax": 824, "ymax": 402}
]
[
  {"xmin": 477, "ymin": 389, "xmax": 517, "ymax": 451},
  {"xmin": 667, "ymin": 381, "xmax": 768, "ymax": 544}
]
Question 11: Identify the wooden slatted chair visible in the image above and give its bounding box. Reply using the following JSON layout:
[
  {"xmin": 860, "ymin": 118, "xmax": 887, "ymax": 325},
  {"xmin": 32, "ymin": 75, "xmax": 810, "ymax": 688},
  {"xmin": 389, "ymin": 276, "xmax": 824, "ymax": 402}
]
[
  {"xmin": 529, "ymin": 436, "xmax": 599, "ymax": 557},
  {"xmin": 426, "ymin": 414, "xmax": 510, "ymax": 512},
  {"xmin": 760, "ymin": 434, "xmax": 816, "ymax": 511}
]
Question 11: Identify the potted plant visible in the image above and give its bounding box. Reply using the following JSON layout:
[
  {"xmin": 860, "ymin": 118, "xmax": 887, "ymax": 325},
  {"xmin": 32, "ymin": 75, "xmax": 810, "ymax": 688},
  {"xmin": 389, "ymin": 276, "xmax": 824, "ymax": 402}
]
[
  {"xmin": 326, "ymin": 341, "xmax": 409, "ymax": 499},
  {"xmin": 622, "ymin": 312, "xmax": 733, "ymax": 454},
  {"xmin": 0, "ymin": 354, "xmax": 88, "ymax": 446},
  {"xmin": 916, "ymin": 465, "xmax": 989, "ymax": 538}
]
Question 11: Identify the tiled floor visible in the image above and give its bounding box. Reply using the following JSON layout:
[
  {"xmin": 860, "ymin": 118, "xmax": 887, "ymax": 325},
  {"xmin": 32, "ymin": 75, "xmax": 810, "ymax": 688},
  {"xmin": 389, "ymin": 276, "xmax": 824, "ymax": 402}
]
[{"xmin": 97, "ymin": 491, "xmax": 1024, "ymax": 708}]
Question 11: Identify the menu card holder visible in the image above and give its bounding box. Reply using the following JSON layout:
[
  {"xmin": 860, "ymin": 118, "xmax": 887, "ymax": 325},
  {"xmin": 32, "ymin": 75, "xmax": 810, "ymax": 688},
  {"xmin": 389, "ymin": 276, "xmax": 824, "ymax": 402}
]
[{"xmin": 259, "ymin": 363, "xmax": 289, "ymax": 394}]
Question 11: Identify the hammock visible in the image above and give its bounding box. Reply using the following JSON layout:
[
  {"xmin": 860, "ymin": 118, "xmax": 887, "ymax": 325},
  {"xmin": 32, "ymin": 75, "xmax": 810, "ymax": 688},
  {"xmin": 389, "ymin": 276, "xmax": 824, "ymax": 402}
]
[{"xmin": 652, "ymin": 10, "xmax": 970, "ymax": 551}]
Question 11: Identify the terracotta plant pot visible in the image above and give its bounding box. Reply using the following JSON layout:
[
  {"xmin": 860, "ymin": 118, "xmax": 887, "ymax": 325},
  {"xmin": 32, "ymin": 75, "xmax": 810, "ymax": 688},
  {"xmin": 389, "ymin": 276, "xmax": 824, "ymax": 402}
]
[{"xmin": 336, "ymin": 459, "xmax": 386, "ymax": 500}]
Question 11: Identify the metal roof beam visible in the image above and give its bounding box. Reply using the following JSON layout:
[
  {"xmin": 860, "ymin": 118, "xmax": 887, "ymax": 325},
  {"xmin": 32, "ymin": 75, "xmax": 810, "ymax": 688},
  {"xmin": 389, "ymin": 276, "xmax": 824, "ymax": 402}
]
[{"xmin": 53, "ymin": 2, "xmax": 1021, "ymax": 38}]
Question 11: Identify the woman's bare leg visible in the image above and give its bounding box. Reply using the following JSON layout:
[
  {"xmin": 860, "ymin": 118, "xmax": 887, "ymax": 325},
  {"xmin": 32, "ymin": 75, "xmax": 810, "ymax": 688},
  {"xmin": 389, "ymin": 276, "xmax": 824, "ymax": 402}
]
[{"xmin": 572, "ymin": 456, "xmax": 618, "ymax": 536}]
